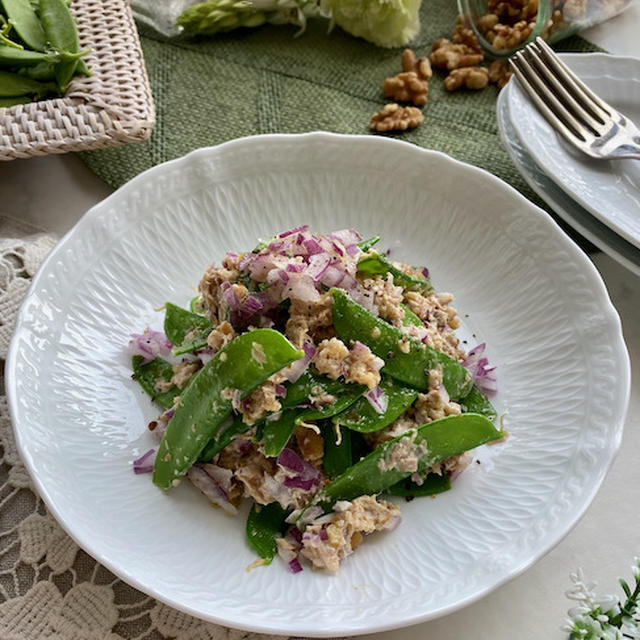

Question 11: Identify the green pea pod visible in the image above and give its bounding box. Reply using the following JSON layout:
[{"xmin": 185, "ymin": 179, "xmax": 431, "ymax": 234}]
[
  {"xmin": 357, "ymin": 252, "xmax": 432, "ymax": 293},
  {"xmin": 198, "ymin": 371, "xmax": 347, "ymax": 462},
  {"xmin": 263, "ymin": 384, "xmax": 365, "ymax": 458},
  {"xmin": 357, "ymin": 236, "xmax": 380, "ymax": 252},
  {"xmin": 246, "ymin": 502, "xmax": 288, "ymax": 564},
  {"xmin": 197, "ymin": 413, "xmax": 249, "ymax": 462},
  {"xmin": 163, "ymin": 302, "xmax": 212, "ymax": 355},
  {"xmin": 75, "ymin": 57, "xmax": 90, "ymax": 76},
  {"xmin": 131, "ymin": 355, "xmax": 180, "ymax": 409},
  {"xmin": 330, "ymin": 288, "xmax": 473, "ymax": 398},
  {"xmin": 153, "ymin": 329, "xmax": 303, "ymax": 489},
  {"xmin": 322, "ymin": 422, "xmax": 352, "ymax": 478},
  {"xmin": 308, "ymin": 413, "xmax": 501, "ymax": 511},
  {"xmin": 18, "ymin": 59, "xmax": 56, "ymax": 81},
  {"xmin": 459, "ymin": 385, "xmax": 497, "ymax": 422},
  {"xmin": 37, "ymin": 0, "xmax": 81, "ymax": 91},
  {"xmin": 189, "ymin": 294, "xmax": 204, "ymax": 314},
  {"xmin": 401, "ymin": 303, "xmax": 423, "ymax": 327},
  {"xmin": 0, "ymin": 94, "xmax": 29, "ymax": 105},
  {"xmin": 333, "ymin": 376, "xmax": 417, "ymax": 433},
  {"xmin": 0, "ymin": 45, "xmax": 53, "ymax": 66},
  {"xmin": 2, "ymin": 0, "xmax": 46, "ymax": 50},
  {"xmin": 0, "ymin": 69, "xmax": 55, "ymax": 95},
  {"xmin": 386, "ymin": 472, "xmax": 451, "ymax": 497}
]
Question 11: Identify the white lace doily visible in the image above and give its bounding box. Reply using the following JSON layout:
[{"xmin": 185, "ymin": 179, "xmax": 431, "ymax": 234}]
[{"xmin": 0, "ymin": 215, "xmax": 285, "ymax": 640}]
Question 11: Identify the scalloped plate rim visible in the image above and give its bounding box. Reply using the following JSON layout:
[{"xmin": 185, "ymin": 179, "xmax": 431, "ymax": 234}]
[{"xmin": 5, "ymin": 132, "xmax": 631, "ymax": 637}]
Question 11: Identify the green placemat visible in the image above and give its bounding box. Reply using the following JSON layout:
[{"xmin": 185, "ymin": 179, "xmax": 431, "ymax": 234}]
[{"xmin": 79, "ymin": 2, "xmax": 601, "ymax": 247}]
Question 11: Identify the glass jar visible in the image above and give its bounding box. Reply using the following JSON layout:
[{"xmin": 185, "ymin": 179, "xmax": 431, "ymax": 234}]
[{"xmin": 456, "ymin": 0, "xmax": 635, "ymax": 58}]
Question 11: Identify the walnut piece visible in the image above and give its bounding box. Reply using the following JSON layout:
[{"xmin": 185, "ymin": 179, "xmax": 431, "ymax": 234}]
[
  {"xmin": 401, "ymin": 48, "xmax": 432, "ymax": 79},
  {"xmin": 452, "ymin": 15, "xmax": 482, "ymax": 52},
  {"xmin": 488, "ymin": 59, "xmax": 513, "ymax": 90},
  {"xmin": 382, "ymin": 71, "xmax": 428, "ymax": 107},
  {"xmin": 370, "ymin": 103, "xmax": 424, "ymax": 132},
  {"xmin": 444, "ymin": 67, "xmax": 489, "ymax": 91},
  {"xmin": 430, "ymin": 38, "xmax": 484, "ymax": 71}
]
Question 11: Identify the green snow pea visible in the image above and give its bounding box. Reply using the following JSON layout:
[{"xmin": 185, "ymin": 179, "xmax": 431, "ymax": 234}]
[
  {"xmin": 330, "ymin": 288, "xmax": 473, "ymax": 398},
  {"xmin": 164, "ymin": 302, "xmax": 212, "ymax": 355},
  {"xmin": 333, "ymin": 376, "xmax": 417, "ymax": 433},
  {"xmin": 197, "ymin": 371, "xmax": 348, "ymax": 462},
  {"xmin": 37, "ymin": 0, "xmax": 84, "ymax": 91},
  {"xmin": 459, "ymin": 385, "xmax": 497, "ymax": 422},
  {"xmin": 0, "ymin": 69, "xmax": 54, "ymax": 95},
  {"xmin": 189, "ymin": 294, "xmax": 204, "ymax": 314},
  {"xmin": 357, "ymin": 236, "xmax": 380, "ymax": 252},
  {"xmin": 262, "ymin": 383, "xmax": 366, "ymax": 457},
  {"xmin": 131, "ymin": 355, "xmax": 180, "ymax": 409},
  {"xmin": 2, "ymin": 0, "xmax": 46, "ymax": 50},
  {"xmin": 322, "ymin": 422, "xmax": 353, "ymax": 478},
  {"xmin": 0, "ymin": 94, "xmax": 29, "ymax": 105},
  {"xmin": 386, "ymin": 472, "xmax": 451, "ymax": 497},
  {"xmin": 308, "ymin": 413, "xmax": 501, "ymax": 511},
  {"xmin": 153, "ymin": 329, "xmax": 303, "ymax": 489},
  {"xmin": 0, "ymin": 45, "xmax": 53, "ymax": 66},
  {"xmin": 401, "ymin": 303, "xmax": 423, "ymax": 327},
  {"xmin": 357, "ymin": 252, "xmax": 432, "ymax": 293},
  {"xmin": 246, "ymin": 502, "xmax": 288, "ymax": 564}
]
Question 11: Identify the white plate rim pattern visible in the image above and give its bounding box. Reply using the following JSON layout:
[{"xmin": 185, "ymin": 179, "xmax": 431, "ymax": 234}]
[
  {"xmin": 6, "ymin": 133, "xmax": 631, "ymax": 637},
  {"xmin": 507, "ymin": 52, "xmax": 640, "ymax": 250}
]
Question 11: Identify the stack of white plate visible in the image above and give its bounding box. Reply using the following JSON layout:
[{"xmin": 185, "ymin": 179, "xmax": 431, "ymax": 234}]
[{"xmin": 497, "ymin": 52, "xmax": 640, "ymax": 277}]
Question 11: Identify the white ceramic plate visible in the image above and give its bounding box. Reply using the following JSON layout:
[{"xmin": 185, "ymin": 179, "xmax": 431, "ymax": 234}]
[
  {"xmin": 498, "ymin": 82, "xmax": 640, "ymax": 278},
  {"xmin": 507, "ymin": 53, "xmax": 640, "ymax": 249},
  {"xmin": 7, "ymin": 134, "xmax": 630, "ymax": 637}
]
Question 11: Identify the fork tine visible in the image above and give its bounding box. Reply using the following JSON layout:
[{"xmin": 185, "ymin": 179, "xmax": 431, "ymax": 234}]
[
  {"xmin": 524, "ymin": 44, "xmax": 607, "ymax": 135},
  {"xmin": 511, "ymin": 52, "xmax": 589, "ymax": 144},
  {"xmin": 534, "ymin": 38, "xmax": 613, "ymax": 121}
]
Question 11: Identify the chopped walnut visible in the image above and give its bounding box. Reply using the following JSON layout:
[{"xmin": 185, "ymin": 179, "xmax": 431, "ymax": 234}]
[
  {"xmin": 207, "ymin": 320, "xmax": 235, "ymax": 352},
  {"xmin": 430, "ymin": 38, "xmax": 483, "ymax": 71},
  {"xmin": 444, "ymin": 66, "xmax": 489, "ymax": 91},
  {"xmin": 490, "ymin": 20, "xmax": 535, "ymax": 50},
  {"xmin": 452, "ymin": 15, "xmax": 482, "ymax": 52},
  {"xmin": 295, "ymin": 425, "xmax": 324, "ymax": 464},
  {"xmin": 401, "ymin": 48, "xmax": 432, "ymax": 79},
  {"xmin": 370, "ymin": 103, "xmax": 424, "ymax": 133},
  {"xmin": 382, "ymin": 71, "xmax": 428, "ymax": 107},
  {"xmin": 488, "ymin": 59, "xmax": 513, "ymax": 90}
]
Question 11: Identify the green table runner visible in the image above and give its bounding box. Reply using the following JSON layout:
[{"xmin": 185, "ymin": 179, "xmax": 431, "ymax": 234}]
[{"xmin": 79, "ymin": 1, "xmax": 600, "ymax": 246}]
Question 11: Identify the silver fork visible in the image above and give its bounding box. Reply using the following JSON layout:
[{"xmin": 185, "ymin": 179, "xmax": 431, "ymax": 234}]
[{"xmin": 510, "ymin": 37, "xmax": 640, "ymax": 161}]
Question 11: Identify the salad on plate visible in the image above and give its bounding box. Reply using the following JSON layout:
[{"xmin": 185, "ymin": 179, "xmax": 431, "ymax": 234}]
[{"xmin": 129, "ymin": 226, "xmax": 502, "ymax": 573}]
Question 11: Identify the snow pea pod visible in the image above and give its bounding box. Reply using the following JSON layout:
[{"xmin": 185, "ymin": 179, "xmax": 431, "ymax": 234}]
[
  {"xmin": 333, "ymin": 376, "xmax": 417, "ymax": 433},
  {"xmin": 0, "ymin": 94, "xmax": 29, "ymax": 105},
  {"xmin": 459, "ymin": 385, "xmax": 497, "ymax": 422},
  {"xmin": 322, "ymin": 422, "xmax": 352, "ymax": 478},
  {"xmin": 246, "ymin": 502, "xmax": 288, "ymax": 564},
  {"xmin": 197, "ymin": 414, "xmax": 248, "ymax": 462},
  {"xmin": 37, "ymin": 0, "xmax": 82, "ymax": 91},
  {"xmin": 131, "ymin": 355, "xmax": 180, "ymax": 409},
  {"xmin": 357, "ymin": 252, "xmax": 432, "ymax": 293},
  {"xmin": 357, "ymin": 236, "xmax": 380, "ymax": 252},
  {"xmin": 386, "ymin": 472, "xmax": 451, "ymax": 497},
  {"xmin": 2, "ymin": 0, "xmax": 46, "ymax": 50},
  {"xmin": 401, "ymin": 303, "xmax": 423, "ymax": 327},
  {"xmin": 153, "ymin": 329, "xmax": 303, "ymax": 489},
  {"xmin": 330, "ymin": 288, "xmax": 473, "ymax": 398},
  {"xmin": 308, "ymin": 413, "xmax": 501, "ymax": 510},
  {"xmin": 0, "ymin": 45, "xmax": 52, "ymax": 66},
  {"xmin": 163, "ymin": 302, "xmax": 212, "ymax": 355},
  {"xmin": 0, "ymin": 69, "xmax": 54, "ymax": 95},
  {"xmin": 263, "ymin": 383, "xmax": 366, "ymax": 457}
]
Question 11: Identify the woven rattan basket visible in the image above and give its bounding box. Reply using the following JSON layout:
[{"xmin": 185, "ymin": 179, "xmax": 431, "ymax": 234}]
[{"xmin": 0, "ymin": 0, "xmax": 155, "ymax": 161}]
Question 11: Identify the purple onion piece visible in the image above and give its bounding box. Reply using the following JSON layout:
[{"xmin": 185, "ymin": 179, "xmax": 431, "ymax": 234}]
[
  {"xmin": 275, "ymin": 383, "xmax": 287, "ymax": 398},
  {"xmin": 133, "ymin": 448, "xmax": 156, "ymax": 474},
  {"xmin": 277, "ymin": 447, "xmax": 322, "ymax": 491},
  {"xmin": 365, "ymin": 386, "xmax": 389, "ymax": 414},
  {"xmin": 128, "ymin": 329, "xmax": 173, "ymax": 363},
  {"xmin": 288, "ymin": 557, "xmax": 303, "ymax": 574},
  {"xmin": 278, "ymin": 225, "xmax": 309, "ymax": 239}
]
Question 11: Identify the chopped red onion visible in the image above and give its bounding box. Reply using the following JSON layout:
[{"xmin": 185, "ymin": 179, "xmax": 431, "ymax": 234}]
[
  {"xmin": 196, "ymin": 348, "xmax": 214, "ymax": 365},
  {"xmin": 421, "ymin": 267, "xmax": 430, "ymax": 279},
  {"xmin": 438, "ymin": 384, "xmax": 451, "ymax": 405},
  {"xmin": 275, "ymin": 383, "xmax": 287, "ymax": 398},
  {"xmin": 305, "ymin": 253, "xmax": 331, "ymax": 281},
  {"xmin": 128, "ymin": 329, "xmax": 173, "ymax": 363},
  {"xmin": 277, "ymin": 448, "xmax": 322, "ymax": 491},
  {"xmin": 288, "ymin": 526, "xmax": 303, "ymax": 545},
  {"xmin": 133, "ymin": 448, "xmax": 156, "ymax": 474},
  {"xmin": 365, "ymin": 386, "xmax": 389, "ymax": 414},
  {"xmin": 278, "ymin": 225, "xmax": 309, "ymax": 238},
  {"xmin": 285, "ymin": 262, "xmax": 305, "ymax": 273},
  {"xmin": 187, "ymin": 464, "xmax": 237, "ymax": 515},
  {"xmin": 237, "ymin": 253, "xmax": 253, "ymax": 270},
  {"xmin": 302, "ymin": 237, "xmax": 323, "ymax": 255},
  {"xmin": 352, "ymin": 341, "xmax": 384, "ymax": 372},
  {"xmin": 231, "ymin": 389, "xmax": 243, "ymax": 412},
  {"xmin": 285, "ymin": 273, "xmax": 320, "ymax": 303},
  {"xmin": 281, "ymin": 340, "xmax": 315, "ymax": 383},
  {"xmin": 462, "ymin": 343, "xmax": 498, "ymax": 395},
  {"xmin": 288, "ymin": 557, "xmax": 303, "ymax": 573},
  {"xmin": 319, "ymin": 526, "xmax": 329, "ymax": 541},
  {"xmin": 221, "ymin": 282, "xmax": 238, "ymax": 309}
]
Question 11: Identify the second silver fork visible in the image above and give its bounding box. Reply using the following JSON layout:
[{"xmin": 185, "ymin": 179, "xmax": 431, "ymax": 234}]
[{"xmin": 510, "ymin": 37, "xmax": 640, "ymax": 161}]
